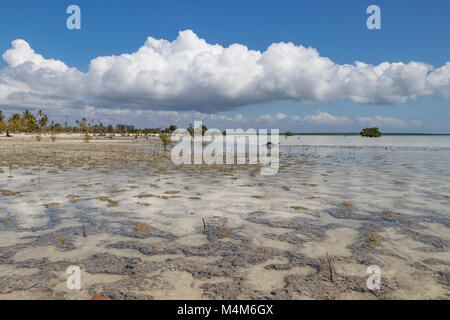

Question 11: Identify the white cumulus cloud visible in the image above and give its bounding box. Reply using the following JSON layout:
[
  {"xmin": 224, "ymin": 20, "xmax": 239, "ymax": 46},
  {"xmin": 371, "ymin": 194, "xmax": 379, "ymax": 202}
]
[{"xmin": 1, "ymin": 30, "xmax": 450, "ymax": 113}]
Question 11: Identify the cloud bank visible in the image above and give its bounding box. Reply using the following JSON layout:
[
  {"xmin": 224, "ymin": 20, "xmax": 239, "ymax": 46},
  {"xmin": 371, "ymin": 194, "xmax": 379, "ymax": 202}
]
[{"xmin": 1, "ymin": 30, "xmax": 450, "ymax": 113}]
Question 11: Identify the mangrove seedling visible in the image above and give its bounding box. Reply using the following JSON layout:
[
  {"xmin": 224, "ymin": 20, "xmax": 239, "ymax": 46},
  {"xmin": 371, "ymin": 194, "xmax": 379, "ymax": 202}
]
[
  {"xmin": 159, "ymin": 132, "xmax": 171, "ymax": 151},
  {"xmin": 202, "ymin": 218, "xmax": 206, "ymax": 233}
]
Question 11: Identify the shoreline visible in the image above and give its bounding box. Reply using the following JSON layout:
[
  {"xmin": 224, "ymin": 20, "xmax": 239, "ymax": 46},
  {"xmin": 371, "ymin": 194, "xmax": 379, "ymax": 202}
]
[{"xmin": 2, "ymin": 133, "xmax": 449, "ymax": 148}]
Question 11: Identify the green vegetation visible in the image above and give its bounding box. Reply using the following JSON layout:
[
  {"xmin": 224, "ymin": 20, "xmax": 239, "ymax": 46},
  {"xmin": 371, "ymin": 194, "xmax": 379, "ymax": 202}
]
[
  {"xmin": 360, "ymin": 127, "xmax": 382, "ymax": 137},
  {"xmin": 187, "ymin": 123, "xmax": 208, "ymax": 136},
  {"xmin": 37, "ymin": 110, "xmax": 48, "ymax": 131},
  {"xmin": 0, "ymin": 109, "xmax": 184, "ymax": 136},
  {"xmin": 0, "ymin": 110, "xmax": 53, "ymax": 135},
  {"xmin": 166, "ymin": 125, "xmax": 177, "ymax": 133},
  {"xmin": 159, "ymin": 132, "xmax": 171, "ymax": 150},
  {"xmin": 83, "ymin": 134, "xmax": 92, "ymax": 143},
  {"xmin": 0, "ymin": 110, "xmax": 6, "ymax": 134},
  {"xmin": 284, "ymin": 131, "xmax": 294, "ymax": 137}
]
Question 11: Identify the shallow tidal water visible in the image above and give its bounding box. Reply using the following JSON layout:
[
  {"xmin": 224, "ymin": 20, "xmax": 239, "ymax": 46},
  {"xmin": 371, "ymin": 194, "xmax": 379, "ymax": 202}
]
[{"xmin": 0, "ymin": 136, "xmax": 449, "ymax": 299}]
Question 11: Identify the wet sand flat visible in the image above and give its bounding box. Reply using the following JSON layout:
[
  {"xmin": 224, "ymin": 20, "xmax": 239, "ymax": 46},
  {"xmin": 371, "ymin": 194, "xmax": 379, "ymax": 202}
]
[{"xmin": 0, "ymin": 136, "xmax": 449, "ymax": 299}]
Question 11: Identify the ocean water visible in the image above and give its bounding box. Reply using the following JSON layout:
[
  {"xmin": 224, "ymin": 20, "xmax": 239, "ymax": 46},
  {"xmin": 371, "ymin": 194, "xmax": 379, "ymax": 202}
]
[{"xmin": 282, "ymin": 135, "xmax": 450, "ymax": 147}]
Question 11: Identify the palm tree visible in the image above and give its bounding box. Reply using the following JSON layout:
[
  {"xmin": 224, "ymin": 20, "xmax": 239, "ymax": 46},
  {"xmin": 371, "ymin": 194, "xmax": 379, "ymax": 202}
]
[
  {"xmin": 22, "ymin": 110, "xmax": 37, "ymax": 132},
  {"xmin": 0, "ymin": 111, "xmax": 5, "ymax": 134},
  {"xmin": 38, "ymin": 110, "xmax": 48, "ymax": 132},
  {"xmin": 22, "ymin": 110, "xmax": 32, "ymax": 118},
  {"xmin": 8, "ymin": 113, "xmax": 23, "ymax": 132},
  {"xmin": 77, "ymin": 118, "xmax": 87, "ymax": 133}
]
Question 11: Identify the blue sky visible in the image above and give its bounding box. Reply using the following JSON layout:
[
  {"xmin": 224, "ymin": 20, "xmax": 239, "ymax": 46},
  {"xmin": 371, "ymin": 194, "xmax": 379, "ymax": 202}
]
[{"xmin": 0, "ymin": 0, "xmax": 449, "ymax": 132}]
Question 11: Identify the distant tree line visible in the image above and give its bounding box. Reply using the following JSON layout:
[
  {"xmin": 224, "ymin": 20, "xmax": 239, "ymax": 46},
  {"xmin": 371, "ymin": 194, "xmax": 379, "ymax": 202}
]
[{"xmin": 0, "ymin": 109, "xmax": 180, "ymax": 136}]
